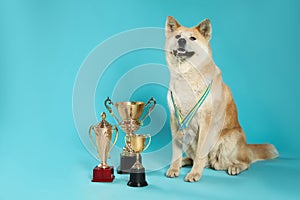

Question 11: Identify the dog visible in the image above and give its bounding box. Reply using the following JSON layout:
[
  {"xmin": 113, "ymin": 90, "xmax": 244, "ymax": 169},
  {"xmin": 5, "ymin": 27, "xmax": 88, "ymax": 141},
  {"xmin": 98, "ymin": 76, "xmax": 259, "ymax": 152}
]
[{"xmin": 165, "ymin": 16, "xmax": 279, "ymax": 182}]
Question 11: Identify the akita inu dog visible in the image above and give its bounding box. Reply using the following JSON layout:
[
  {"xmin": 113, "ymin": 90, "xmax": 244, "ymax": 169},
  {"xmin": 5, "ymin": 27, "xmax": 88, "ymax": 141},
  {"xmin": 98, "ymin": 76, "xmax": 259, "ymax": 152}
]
[{"xmin": 165, "ymin": 16, "xmax": 278, "ymax": 182}]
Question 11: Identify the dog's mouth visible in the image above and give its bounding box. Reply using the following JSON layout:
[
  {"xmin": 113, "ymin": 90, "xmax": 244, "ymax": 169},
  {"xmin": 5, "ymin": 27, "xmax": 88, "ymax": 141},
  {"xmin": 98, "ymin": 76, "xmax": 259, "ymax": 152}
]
[{"xmin": 172, "ymin": 48, "xmax": 195, "ymax": 59}]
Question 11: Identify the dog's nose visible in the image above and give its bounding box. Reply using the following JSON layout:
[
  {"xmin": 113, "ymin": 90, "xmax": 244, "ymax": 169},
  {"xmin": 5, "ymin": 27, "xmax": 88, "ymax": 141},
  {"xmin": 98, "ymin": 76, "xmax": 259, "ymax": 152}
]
[{"xmin": 178, "ymin": 38, "xmax": 186, "ymax": 47}]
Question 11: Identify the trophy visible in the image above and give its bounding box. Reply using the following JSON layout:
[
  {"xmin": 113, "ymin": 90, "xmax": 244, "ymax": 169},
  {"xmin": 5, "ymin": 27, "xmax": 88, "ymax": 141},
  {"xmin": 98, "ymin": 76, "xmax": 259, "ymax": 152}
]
[
  {"xmin": 105, "ymin": 97, "xmax": 156, "ymax": 174},
  {"xmin": 89, "ymin": 112, "xmax": 118, "ymax": 182},
  {"xmin": 127, "ymin": 134, "xmax": 151, "ymax": 187}
]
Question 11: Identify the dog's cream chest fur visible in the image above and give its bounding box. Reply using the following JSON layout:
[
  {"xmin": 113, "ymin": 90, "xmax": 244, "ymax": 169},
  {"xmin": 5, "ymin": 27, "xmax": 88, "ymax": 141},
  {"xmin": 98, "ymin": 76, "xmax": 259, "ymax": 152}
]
[{"xmin": 168, "ymin": 63, "xmax": 209, "ymax": 117}]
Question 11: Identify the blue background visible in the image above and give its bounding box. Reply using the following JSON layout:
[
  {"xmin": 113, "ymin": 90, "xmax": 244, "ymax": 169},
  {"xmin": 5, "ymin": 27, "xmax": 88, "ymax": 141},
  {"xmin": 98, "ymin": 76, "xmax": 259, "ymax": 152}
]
[{"xmin": 1, "ymin": 0, "xmax": 300, "ymax": 199}]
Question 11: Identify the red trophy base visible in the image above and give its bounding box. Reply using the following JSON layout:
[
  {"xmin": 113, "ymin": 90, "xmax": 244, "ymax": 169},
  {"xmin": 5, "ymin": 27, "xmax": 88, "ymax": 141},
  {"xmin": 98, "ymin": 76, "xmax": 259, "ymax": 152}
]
[{"xmin": 92, "ymin": 166, "xmax": 115, "ymax": 182}]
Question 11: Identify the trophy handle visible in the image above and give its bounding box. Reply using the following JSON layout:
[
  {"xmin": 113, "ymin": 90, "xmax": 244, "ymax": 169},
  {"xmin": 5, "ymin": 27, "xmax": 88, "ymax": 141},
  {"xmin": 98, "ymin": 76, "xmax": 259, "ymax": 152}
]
[
  {"xmin": 140, "ymin": 97, "xmax": 156, "ymax": 126},
  {"xmin": 124, "ymin": 135, "xmax": 127, "ymax": 144},
  {"xmin": 89, "ymin": 125, "xmax": 98, "ymax": 150},
  {"xmin": 124, "ymin": 135, "xmax": 131, "ymax": 151},
  {"xmin": 143, "ymin": 134, "xmax": 152, "ymax": 152},
  {"xmin": 124, "ymin": 135, "xmax": 128, "ymax": 146},
  {"xmin": 108, "ymin": 125, "xmax": 118, "ymax": 154},
  {"xmin": 104, "ymin": 97, "xmax": 121, "ymax": 124}
]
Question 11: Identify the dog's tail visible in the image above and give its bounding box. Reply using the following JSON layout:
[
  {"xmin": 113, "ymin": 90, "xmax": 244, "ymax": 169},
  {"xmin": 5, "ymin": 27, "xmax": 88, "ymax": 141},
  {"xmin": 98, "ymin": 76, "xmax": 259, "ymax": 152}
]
[{"xmin": 248, "ymin": 144, "xmax": 279, "ymax": 163}]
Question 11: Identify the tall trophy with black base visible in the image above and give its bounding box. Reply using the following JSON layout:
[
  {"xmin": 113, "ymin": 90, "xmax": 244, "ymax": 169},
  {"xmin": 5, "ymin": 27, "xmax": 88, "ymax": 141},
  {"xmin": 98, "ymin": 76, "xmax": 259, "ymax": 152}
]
[
  {"xmin": 105, "ymin": 97, "xmax": 156, "ymax": 174},
  {"xmin": 127, "ymin": 134, "xmax": 151, "ymax": 187},
  {"xmin": 89, "ymin": 112, "xmax": 118, "ymax": 182}
]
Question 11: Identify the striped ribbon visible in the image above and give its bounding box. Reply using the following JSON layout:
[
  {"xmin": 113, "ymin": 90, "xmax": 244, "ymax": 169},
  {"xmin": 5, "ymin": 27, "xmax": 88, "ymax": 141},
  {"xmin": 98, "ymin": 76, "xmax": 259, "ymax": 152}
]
[{"xmin": 170, "ymin": 81, "xmax": 213, "ymax": 130}]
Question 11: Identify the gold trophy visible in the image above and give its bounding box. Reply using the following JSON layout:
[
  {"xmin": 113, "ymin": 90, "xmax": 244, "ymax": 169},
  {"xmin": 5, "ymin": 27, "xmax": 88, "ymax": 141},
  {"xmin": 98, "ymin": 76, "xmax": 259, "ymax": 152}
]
[
  {"xmin": 126, "ymin": 134, "xmax": 151, "ymax": 187},
  {"xmin": 105, "ymin": 97, "xmax": 156, "ymax": 174},
  {"xmin": 89, "ymin": 112, "xmax": 118, "ymax": 182}
]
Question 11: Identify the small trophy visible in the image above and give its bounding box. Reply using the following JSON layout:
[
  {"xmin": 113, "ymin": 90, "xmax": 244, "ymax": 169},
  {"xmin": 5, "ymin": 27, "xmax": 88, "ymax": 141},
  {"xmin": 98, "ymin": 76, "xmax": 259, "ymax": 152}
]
[
  {"xmin": 127, "ymin": 134, "xmax": 151, "ymax": 187},
  {"xmin": 89, "ymin": 112, "xmax": 118, "ymax": 182},
  {"xmin": 105, "ymin": 97, "xmax": 156, "ymax": 174}
]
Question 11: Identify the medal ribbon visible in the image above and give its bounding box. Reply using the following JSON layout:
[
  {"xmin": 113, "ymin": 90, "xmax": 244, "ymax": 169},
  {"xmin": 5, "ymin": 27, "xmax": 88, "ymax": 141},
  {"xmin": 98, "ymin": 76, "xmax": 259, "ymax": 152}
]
[{"xmin": 171, "ymin": 81, "xmax": 213, "ymax": 130}]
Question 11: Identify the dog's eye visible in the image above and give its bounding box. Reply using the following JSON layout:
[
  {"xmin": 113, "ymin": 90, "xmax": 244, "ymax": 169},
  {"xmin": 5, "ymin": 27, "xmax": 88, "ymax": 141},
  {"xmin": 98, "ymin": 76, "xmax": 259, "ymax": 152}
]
[
  {"xmin": 190, "ymin": 36, "xmax": 196, "ymax": 41},
  {"xmin": 175, "ymin": 35, "xmax": 181, "ymax": 39}
]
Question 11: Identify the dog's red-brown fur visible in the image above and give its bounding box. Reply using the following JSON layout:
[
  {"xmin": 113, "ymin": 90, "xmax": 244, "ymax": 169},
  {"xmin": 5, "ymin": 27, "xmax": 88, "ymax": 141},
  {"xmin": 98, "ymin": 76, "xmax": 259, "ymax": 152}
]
[{"xmin": 165, "ymin": 16, "xmax": 279, "ymax": 182}]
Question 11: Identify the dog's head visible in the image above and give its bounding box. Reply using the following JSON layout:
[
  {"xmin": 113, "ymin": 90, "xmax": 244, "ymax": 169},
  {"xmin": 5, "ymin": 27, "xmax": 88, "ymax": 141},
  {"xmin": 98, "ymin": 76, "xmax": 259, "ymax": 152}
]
[{"xmin": 165, "ymin": 16, "xmax": 212, "ymax": 64}]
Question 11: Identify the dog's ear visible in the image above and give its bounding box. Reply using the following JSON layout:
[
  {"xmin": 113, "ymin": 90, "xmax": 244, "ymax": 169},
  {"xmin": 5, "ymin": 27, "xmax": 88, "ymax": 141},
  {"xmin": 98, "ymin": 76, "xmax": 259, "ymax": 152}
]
[
  {"xmin": 196, "ymin": 19, "xmax": 212, "ymax": 41},
  {"xmin": 166, "ymin": 16, "xmax": 180, "ymax": 36}
]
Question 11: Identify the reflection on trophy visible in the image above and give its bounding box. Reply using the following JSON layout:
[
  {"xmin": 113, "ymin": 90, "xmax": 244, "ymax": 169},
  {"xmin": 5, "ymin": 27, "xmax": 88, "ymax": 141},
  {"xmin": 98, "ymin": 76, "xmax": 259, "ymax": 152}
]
[
  {"xmin": 89, "ymin": 112, "xmax": 118, "ymax": 182},
  {"xmin": 105, "ymin": 97, "xmax": 156, "ymax": 174},
  {"xmin": 127, "ymin": 134, "xmax": 151, "ymax": 187}
]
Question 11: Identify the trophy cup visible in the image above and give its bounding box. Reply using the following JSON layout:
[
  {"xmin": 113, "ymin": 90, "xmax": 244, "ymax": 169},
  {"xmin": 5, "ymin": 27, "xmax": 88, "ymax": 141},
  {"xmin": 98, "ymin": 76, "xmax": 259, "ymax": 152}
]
[
  {"xmin": 127, "ymin": 134, "xmax": 151, "ymax": 187},
  {"xmin": 105, "ymin": 97, "xmax": 156, "ymax": 174},
  {"xmin": 89, "ymin": 112, "xmax": 118, "ymax": 182}
]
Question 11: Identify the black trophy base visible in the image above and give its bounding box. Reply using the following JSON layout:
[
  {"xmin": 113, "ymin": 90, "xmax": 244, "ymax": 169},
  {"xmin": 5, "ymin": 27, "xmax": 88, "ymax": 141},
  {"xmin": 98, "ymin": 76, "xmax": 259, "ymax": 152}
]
[
  {"xmin": 117, "ymin": 153, "xmax": 141, "ymax": 174},
  {"xmin": 127, "ymin": 168, "xmax": 148, "ymax": 187}
]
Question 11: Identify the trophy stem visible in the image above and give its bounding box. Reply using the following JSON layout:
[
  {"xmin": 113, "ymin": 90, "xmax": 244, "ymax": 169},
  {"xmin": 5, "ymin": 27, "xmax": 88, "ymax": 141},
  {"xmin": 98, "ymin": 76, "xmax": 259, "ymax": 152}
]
[
  {"xmin": 132, "ymin": 153, "xmax": 143, "ymax": 170},
  {"xmin": 99, "ymin": 161, "xmax": 109, "ymax": 168}
]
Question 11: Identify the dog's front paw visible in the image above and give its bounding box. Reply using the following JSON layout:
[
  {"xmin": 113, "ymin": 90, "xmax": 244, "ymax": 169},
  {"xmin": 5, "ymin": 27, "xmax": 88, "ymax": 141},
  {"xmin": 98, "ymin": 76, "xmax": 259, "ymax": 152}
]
[
  {"xmin": 166, "ymin": 167, "xmax": 180, "ymax": 178},
  {"xmin": 184, "ymin": 172, "xmax": 202, "ymax": 182}
]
